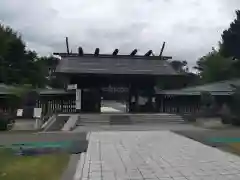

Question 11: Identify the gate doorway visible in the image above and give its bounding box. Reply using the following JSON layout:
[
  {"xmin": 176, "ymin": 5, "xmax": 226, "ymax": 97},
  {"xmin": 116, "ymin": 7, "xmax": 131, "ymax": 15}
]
[
  {"xmin": 101, "ymin": 100, "xmax": 128, "ymax": 113},
  {"xmin": 100, "ymin": 86, "xmax": 129, "ymax": 113},
  {"xmin": 79, "ymin": 86, "xmax": 129, "ymax": 113}
]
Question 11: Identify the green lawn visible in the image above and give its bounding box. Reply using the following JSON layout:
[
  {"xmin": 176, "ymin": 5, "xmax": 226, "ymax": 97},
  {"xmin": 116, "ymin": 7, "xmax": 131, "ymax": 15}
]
[
  {"xmin": 229, "ymin": 143, "xmax": 240, "ymax": 153},
  {"xmin": 0, "ymin": 149, "xmax": 70, "ymax": 180}
]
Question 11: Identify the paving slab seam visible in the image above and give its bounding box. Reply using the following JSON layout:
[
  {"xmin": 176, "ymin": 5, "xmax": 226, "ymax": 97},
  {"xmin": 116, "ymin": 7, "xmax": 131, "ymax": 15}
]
[
  {"xmin": 73, "ymin": 153, "xmax": 86, "ymax": 180},
  {"xmin": 87, "ymin": 151, "xmax": 91, "ymax": 180},
  {"xmin": 134, "ymin": 140, "xmax": 174, "ymax": 180},
  {"xmin": 114, "ymin": 143, "xmax": 128, "ymax": 173},
  {"xmin": 73, "ymin": 133, "xmax": 90, "ymax": 180},
  {"xmin": 61, "ymin": 154, "xmax": 82, "ymax": 180}
]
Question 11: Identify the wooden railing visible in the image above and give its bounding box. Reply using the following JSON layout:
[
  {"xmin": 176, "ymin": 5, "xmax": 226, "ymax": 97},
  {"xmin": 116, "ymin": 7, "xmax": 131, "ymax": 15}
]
[
  {"xmin": 0, "ymin": 93, "xmax": 202, "ymax": 115},
  {"xmin": 158, "ymin": 105, "xmax": 200, "ymax": 114},
  {"xmin": 36, "ymin": 98, "xmax": 76, "ymax": 115}
]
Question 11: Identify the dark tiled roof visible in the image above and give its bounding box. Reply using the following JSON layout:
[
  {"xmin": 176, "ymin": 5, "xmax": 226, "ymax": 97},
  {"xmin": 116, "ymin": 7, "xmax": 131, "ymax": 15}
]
[
  {"xmin": 159, "ymin": 79, "xmax": 240, "ymax": 96},
  {"xmin": 56, "ymin": 56, "xmax": 178, "ymax": 75}
]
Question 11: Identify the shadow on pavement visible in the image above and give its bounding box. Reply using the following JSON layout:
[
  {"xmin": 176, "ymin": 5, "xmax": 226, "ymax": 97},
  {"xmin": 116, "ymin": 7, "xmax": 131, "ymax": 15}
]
[{"xmin": 173, "ymin": 129, "xmax": 240, "ymax": 155}]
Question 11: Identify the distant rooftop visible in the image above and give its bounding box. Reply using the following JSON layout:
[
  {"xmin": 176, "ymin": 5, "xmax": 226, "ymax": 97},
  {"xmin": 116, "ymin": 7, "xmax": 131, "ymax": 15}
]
[{"xmin": 159, "ymin": 78, "xmax": 240, "ymax": 96}]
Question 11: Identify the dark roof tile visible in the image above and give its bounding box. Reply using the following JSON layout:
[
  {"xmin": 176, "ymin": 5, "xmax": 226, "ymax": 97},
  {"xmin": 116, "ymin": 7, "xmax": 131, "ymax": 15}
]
[
  {"xmin": 56, "ymin": 56, "xmax": 177, "ymax": 75},
  {"xmin": 159, "ymin": 78, "xmax": 240, "ymax": 95}
]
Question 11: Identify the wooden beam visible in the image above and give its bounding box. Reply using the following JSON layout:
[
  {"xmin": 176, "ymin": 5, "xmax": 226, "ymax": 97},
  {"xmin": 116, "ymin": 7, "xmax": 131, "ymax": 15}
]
[
  {"xmin": 159, "ymin": 42, "xmax": 166, "ymax": 57},
  {"xmin": 65, "ymin": 37, "xmax": 70, "ymax": 54},
  {"xmin": 130, "ymin": 49, "xmax": 138, "ymax": 56},
  {"xmin": 112, "ymin": 49, "xmax": 119, "ymax": 56},
  {"xmin": 145, "ymin": 50, "xmax": 152, "ymax": 56},
  {"xmin": 94, "ymin": 48, "xmax": 100, "ymax": 56},
  {"xmin": 78, "ymin": 47, "xmax": 84, "ymax": 56}
]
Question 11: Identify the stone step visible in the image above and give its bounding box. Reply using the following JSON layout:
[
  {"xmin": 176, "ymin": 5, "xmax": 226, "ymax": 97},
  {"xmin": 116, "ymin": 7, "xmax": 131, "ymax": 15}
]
[
  {"xmin": 44, "ymin": 115, "xmax": 70, "ymax": 131},
  {"xmin": 132, "ymin": 116, "xmax": 183, "ymax": 121},
  {"xmin": 79, "ymin": 114, "xmax": 183, "ymax": 118},
  {"xmin": 77, "ymin": 113, "xmax": 184, "ymax": 125}
]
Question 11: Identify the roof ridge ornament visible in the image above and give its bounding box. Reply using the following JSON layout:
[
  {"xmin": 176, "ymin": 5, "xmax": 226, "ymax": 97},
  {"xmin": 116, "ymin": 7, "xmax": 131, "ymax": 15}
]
[
  {"xmin": 94, "ymin": 48, "xmax": 100, "ymax": 56},
  {"xmin": 130, "ymin": 49, "xmax": 138, "ymax": 56},
  {"xmin": 112, "ymin": 49, "xmax": 119, "ymax": 56},
  {"xmin": 145, "ymin": 50, "xmax": 153, "ymax": 56},
  {"xmin": 53, "ymin": 46, "xmax": 172, "ymax": 60},
  {"xmin": 78, "ymin": 47, "xmax": 83, "ymax": 56}
]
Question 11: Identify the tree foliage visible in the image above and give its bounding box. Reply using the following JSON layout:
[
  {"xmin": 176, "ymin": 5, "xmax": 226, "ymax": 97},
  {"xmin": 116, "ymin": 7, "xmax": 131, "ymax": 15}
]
[
  {"xmin": 170, "ymin": 60, "xmax": 188, "ymax": 73},
  {"xmin": 0, "ymin": 23, "xmax": 60, "ymax": 88},
  {"xmin": 220, "ymin": 10, "xmax": 240, "ymax": 60},
  {"xmin": 195, "ymin": 10, "xmax": 240, "ymax": 83},
  {"xmin": 195, "ymin": 49, "xmax": 233, "ymax": 83},
  {"xmin": 7, "ymin": 84, "xmax": 34, "ymax": 110}
]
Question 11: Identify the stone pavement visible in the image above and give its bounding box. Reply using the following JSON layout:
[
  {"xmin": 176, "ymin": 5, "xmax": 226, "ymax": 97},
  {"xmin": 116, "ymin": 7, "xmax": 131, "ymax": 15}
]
[
  {"xmin": 74, "ymin": 131, "xmax": 240, "ymax": 180},
  {"xmin": 74, "ymin": 123, "xmax": 203, "ymax": 132}
]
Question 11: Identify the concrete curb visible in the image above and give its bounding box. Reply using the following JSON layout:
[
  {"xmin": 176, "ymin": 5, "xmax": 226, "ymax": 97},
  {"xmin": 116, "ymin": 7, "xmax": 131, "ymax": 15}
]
[
  {"xmin": 61, "ymin": 154, "xmax": 83, "ymax": 180},
  {"xmin": 41, "ymin": 115, "xmax": 57, "ymax": 131},
  {"xmin": 62, "ymin": 115, "xmax": 79, "ymax": 131},
  {"xmin": 73, "ymin": 153, "xmax": 86, "ymax": 180}
]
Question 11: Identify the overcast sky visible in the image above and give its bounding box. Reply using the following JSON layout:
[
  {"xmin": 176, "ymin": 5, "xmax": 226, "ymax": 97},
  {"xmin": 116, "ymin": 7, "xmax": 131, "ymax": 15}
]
[{"xmin": 0, "ymin": 0, "xmax": 239, "ymax": 67}]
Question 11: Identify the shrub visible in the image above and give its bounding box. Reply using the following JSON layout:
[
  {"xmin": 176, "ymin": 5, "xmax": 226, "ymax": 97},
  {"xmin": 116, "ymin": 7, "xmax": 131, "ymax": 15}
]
[
  {"xmin": 0, "ymin": 113, "xmax": 14, "ymax": 131},
  {"xmin": 8, "ymin": 85, "xmax": 34, "ymax": 108},
  {"xmin": 182, "ymin": 114, "xmax": 196, "ymax": 122},
  {"xmin": 0, "ymin": 118, "xmax": 8, "ymax": 130}
]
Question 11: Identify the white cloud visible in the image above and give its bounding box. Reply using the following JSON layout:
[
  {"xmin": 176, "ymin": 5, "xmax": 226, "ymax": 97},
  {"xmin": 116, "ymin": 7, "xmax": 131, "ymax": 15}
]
[{"xmin": 0, "ymin": 0, "xmax": 240, "ymax": 67}]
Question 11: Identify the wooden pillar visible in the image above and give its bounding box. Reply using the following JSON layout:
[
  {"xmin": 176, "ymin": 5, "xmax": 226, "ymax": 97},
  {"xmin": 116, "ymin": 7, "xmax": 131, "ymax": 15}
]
[
  {"xmin": 60, "ymin": 98, "xmax": 64, "ymax": 112},
  {"xmin": 76, "ymin": 89, "xmax": 81, "ymax": 113},
  {"xmin": 44, "ymin": 98, "xmax": 48, "ymax": 115},
  {"xmin": 128, "ymin": 85, "xmax": 139, "ymax": 113}
]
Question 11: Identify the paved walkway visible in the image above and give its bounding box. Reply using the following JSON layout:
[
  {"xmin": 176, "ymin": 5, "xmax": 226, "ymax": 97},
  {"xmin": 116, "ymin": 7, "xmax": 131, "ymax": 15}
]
[
  {"xmin": 101, "ymin": 101, "xmax": 126, "ymax": 113},
  {"xmin": 74, "ymin": 131, "xmax": 240, "ymax": 180}
]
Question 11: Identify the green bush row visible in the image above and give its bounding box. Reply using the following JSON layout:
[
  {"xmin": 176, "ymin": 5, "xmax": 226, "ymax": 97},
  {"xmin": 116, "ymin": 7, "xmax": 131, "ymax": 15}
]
[{"xmin": 0, "ymin": 113, "xmax": 15, "ymax": 131}]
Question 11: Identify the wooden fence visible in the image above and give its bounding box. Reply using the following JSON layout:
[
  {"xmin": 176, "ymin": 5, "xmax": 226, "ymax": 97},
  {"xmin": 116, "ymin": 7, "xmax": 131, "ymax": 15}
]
[
  {"xmin": 0, "ymin": 93, "xmax": 210, "ymax": 115},
  {"xmin": 36, "ymin": 95, "xmax": 76, "ymax": 115},
  {"xmin": 0, "ymin": 94, "xmax": 76, "ymax": 115}
]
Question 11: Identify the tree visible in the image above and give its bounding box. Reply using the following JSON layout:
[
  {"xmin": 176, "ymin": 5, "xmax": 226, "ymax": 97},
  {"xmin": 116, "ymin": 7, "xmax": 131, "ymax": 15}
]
[
  {"xmin": 0, "ymin": 24, "xmax": 25, "ymax": 84},
  {"xmin": 7, "ymin": 84, "xmax": 34, "ymax": 110},
  {"xmin": 220, "ymin": 10, "xmax": 240, "ymax": 60},
  {"xmin": 170, "ymin": 60, "xmax": 188, "ymax": 72},
  {"xmin": 38, "ymin": 56, "xmax": 64, "ymax": 88},
  {"xmin": 0, "ymin": 23, "xmax": 48, "ymax": 87},
  {"xmin": 194, "ymin": 10, "xmax": 240, "ymax": 83},
  {"xmin": 195, "ymin": 49, "xmax": 233, "ymax": 83}
]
